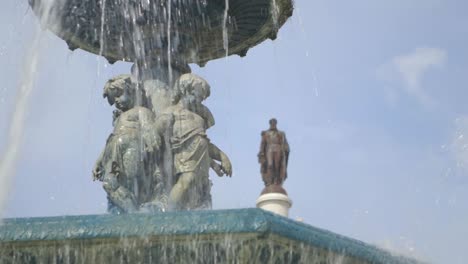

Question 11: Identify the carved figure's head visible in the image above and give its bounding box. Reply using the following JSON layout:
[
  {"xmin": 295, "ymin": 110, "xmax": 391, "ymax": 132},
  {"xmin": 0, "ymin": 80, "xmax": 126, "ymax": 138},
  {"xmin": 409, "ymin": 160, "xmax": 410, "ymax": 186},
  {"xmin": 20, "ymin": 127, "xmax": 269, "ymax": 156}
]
[
  {"xmin": 103, "ymin": 74, "xmax": 136, "ymax": 111},
  {"xmin": 269, "ymin": 118, "xmax": 278, "ymax": 130},
  {"xmin": 173, "ymin": 73, "xmax": 210, "ymax": 106}
]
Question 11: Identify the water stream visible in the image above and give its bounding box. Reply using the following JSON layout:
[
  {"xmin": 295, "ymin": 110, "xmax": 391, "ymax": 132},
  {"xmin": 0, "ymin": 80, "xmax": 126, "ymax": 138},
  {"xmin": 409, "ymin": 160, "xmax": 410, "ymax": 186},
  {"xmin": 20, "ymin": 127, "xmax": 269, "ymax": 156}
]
[
  {"xmin": 271, "ymin": 0, "xmax": 280, "ymax": 31},
  {"xmin": 0, "ymin": 0, "xmax": 60, "ymax": 217},
  {"xmin": 167, "ymin": 0, "xmax": 173, "ymax": 85},
  {"xmin": 222, "ymin": 0, "xmax": 229, "ymax": 57}
]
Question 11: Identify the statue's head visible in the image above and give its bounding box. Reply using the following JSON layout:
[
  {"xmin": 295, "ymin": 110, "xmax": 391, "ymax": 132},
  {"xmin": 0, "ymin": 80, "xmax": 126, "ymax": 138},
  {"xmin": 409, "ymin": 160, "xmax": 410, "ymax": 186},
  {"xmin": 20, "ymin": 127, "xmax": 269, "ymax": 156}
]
[
  {"xmin": 173, "ymin": 73, "xmax": 210, "ymax": 106},
  {"xmin": 103, "ymin": 74, "xmax": 136, "ymax": 111},
  {"xmin": 269, "ymin": 118, "xmax": 277, "ymax": 129}
]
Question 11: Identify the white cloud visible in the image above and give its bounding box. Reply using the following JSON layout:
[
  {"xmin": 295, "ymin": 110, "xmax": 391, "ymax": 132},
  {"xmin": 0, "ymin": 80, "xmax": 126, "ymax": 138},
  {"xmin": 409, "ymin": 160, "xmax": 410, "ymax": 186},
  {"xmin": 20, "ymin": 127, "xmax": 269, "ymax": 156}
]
[{"xmin": 377, "ymin": 47, "xmax": 447, "ymax": 106}]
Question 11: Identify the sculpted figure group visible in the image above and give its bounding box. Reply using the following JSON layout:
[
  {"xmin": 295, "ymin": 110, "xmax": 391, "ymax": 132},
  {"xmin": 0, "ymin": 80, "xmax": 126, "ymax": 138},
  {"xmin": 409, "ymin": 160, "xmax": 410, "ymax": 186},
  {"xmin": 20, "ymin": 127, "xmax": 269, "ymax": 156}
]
[{"xmin": 93, "ymin": 73, "xmax": 232, "ymax": 213}]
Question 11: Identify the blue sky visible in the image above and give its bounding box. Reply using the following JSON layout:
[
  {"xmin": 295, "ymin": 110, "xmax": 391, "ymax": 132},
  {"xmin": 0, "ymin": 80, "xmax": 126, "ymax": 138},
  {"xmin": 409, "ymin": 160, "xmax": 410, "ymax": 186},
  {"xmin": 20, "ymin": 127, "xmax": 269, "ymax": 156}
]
[{"xmin": 1, "ymin": 0, "xmax": 468, "ymax": 263}]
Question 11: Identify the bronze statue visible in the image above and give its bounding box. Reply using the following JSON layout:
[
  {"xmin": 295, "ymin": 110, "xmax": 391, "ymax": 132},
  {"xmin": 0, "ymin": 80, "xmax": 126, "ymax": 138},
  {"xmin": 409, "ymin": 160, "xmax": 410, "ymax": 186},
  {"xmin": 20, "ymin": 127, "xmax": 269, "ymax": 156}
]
[
  {"xmin": 92, "ymin": 74, "xmax": 160, "ymax": 213},
  {"xmin": 154, "ymin": 73, "xmax": 232, "ymax": 210},
  {"xmin": 93, "ymin": 73, "xmax": 232, "ymax": 213},
  {"xmin": 258, "ymin": 118, "xmax": 289, "ymax": 194}
]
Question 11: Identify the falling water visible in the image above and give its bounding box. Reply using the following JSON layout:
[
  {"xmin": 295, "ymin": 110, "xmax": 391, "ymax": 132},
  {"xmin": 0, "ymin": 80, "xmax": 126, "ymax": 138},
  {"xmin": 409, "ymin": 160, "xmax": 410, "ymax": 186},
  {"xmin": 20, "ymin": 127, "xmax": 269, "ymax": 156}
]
[
  {"xmin": 271, "ymin": 0, "xmax": 280, "ymax": 30},
  {"xmin": 167, "ymin": 0, "xmax": 173, "ymax": 85},
  {"xmin": 99, "ymin": 0, "xmax": 106, "ymax": 58},
  {"xmin": 0, "ymin": 0, "xmax": 61, "ymax": 217},
  {"xmin": 222, "ymin": 0, "xmax": 229, "ymax": 57},
  {"xmin": 97, "ymin": 0, "xmax": 107, "ymax": 76},
  {"xmin": 451, "ymin": 117, "xmax": 468, "ymax": 172}
]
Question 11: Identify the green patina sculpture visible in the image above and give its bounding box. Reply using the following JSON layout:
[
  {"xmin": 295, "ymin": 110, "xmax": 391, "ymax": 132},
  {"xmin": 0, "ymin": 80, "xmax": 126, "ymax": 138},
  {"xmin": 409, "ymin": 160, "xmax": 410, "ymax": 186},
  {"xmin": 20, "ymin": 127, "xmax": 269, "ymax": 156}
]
[
  {"xmin": 93, "ymin": 74, "xmax": 232, "ymax": 213},
  {"xmin": 155, "ymin": 74, "xmax": 232, "ymax": 210},
  {"xmin": 92, "ymin": 75, "xmax": 160, "ymax": 213}
]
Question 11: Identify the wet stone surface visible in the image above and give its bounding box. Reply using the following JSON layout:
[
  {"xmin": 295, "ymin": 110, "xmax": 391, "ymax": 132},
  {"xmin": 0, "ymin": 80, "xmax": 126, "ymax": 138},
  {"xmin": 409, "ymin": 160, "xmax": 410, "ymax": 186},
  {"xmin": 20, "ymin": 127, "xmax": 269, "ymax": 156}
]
[
  {"xmin": 0, "ymin": 209, "xmax": 422, "ymax": 264},
  {"xmin": 29, "ymin": 0, "xmax": 294, "ymax": 65}
]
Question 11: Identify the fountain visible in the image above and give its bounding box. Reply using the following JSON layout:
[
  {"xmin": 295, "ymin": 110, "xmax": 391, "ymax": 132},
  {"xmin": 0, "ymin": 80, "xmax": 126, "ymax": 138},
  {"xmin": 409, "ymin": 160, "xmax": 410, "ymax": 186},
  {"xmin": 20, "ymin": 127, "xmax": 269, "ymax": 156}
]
[
  {"xmin": 25, "ymin": 0, "xmax": 294, "ymax": 213},
  {"xmin": 0, "ymin": 0, "xmax": 423, "ymax": 263}
]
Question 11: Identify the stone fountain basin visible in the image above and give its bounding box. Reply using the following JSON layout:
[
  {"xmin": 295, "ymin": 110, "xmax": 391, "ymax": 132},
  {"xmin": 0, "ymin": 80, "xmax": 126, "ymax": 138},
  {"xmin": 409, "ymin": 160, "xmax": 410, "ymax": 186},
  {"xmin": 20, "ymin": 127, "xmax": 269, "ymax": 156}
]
[
  {"xmin": 0, "ymin": 209, "xmax": 423, "ymax": 263},
  {"xmin": 29, "ymin": 0, "xmax": 293, "ymax": 65}
]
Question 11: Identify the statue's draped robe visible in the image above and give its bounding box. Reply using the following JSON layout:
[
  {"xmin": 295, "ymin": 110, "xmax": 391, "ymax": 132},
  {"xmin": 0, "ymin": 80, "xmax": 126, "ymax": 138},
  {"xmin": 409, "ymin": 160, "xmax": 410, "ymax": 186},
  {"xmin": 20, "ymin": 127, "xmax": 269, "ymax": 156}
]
[
  {"xmin": 99, "ymin": 107, "xmax": 158, "ymax": 212},
  {"xmin": 157, "ymin": 104, "xmax": 214, "ymax": 210}
]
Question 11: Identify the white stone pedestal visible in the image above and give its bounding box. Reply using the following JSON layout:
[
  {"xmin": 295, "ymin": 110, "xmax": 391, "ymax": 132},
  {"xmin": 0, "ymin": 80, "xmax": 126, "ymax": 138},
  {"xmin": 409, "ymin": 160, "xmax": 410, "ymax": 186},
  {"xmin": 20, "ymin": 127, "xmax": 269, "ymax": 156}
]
[{"xmin": 256, "ymin": 193, "xmax": 292, "ymax": 217}]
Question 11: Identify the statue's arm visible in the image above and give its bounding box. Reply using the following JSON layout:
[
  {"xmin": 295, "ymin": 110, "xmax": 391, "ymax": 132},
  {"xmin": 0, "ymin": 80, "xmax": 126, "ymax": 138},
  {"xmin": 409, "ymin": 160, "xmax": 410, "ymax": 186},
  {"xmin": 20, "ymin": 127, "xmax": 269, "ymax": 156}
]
[
  {"xmin": 199, "ymin": 104, "xmax": 215, "ymax": 129},
  {"xmin": 92, "ymin": 133, "xmax": 115, "ymax": 181},
  {"xmin": 92, "ymin": 149, "xmax": 105, "ymax": 181},
  {"xmin": 258, "ymin": 131, "xmax": 267, "ymax": 163},
  {"xmin": 283, "ymin": 132, "xmax": 290, "ymax": 167},
  {"xmin": 95, "ymin": 110, "xmax": 120, "ymax": 180},
  {"xmin": 112, "ymin": 110, "xmax": 122, "ymax": 126},
  {"xmin": 283, "ymin": 132, "xmax": 290, "ymax": 153},
  {"xmin": 209, "ymin": 143, "xmax": 232, "ymax": 177},
  {"xmin": 210, "ymin": 160, "xmax": 224, "ymax": 177}
]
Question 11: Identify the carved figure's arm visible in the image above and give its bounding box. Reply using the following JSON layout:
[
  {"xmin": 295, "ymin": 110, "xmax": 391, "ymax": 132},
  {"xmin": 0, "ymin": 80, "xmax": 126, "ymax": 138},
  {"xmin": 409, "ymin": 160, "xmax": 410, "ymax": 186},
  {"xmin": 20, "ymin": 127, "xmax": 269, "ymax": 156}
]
[
  {"xmin": 93, "ymin": 132, "xmax": 115, "ymax": 181},
  {"xmin": 198, "ymin": 104, "xmax": 215, "ymax": 129},
  {"xmin": 210, "ymin": 160, "xmax": 224, "ymax": 177},
  {"xmin": 94, "ymin": 110, "xmax": 121, "ymax": 181},
  {"xmin": 209, "ymin": 143, "xmax": 232, "ymax": 177},
  {"xmin": 112, "ymin": 109, "xmax": 122, "ymax": 126},
  {"xmin": 283, "ymin": 132, "xmax": 290, "ymax": 167},
  {"xmin": 92, "ymin": 149, "xmax": 105, "ymax": 181},
  {"xmin": 258, "ymin": 131, "xmax": 267, "ymax": 163}
]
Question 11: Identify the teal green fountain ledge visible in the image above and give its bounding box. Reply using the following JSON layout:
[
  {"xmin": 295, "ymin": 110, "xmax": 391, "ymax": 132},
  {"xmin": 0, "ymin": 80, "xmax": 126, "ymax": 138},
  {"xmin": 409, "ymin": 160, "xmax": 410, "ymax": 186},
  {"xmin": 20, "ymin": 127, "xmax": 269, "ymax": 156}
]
[{"xmin": 0, "ymin": 208, "xmax": 422, "ymax": 264}]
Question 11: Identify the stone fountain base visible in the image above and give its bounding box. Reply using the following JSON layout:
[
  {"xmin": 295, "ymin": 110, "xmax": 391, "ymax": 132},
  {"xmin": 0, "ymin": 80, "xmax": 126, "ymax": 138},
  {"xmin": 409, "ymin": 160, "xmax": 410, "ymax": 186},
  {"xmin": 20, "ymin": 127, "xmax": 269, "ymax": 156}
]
[{"xmin": 0, "ymin": 209, "xmax": 420, "ymax": 264}]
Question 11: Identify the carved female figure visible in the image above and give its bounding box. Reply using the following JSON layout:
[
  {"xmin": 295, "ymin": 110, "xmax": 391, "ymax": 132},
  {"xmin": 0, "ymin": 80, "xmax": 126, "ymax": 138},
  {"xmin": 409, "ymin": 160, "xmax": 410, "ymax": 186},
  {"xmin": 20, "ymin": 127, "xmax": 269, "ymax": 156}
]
[
  {"xmin": 155, "ymin": 74, "xmax": 232, "ymax": 210},
  {"xmin": 93, "ymin": 75, "xmax": 159, "ymax": 213}
]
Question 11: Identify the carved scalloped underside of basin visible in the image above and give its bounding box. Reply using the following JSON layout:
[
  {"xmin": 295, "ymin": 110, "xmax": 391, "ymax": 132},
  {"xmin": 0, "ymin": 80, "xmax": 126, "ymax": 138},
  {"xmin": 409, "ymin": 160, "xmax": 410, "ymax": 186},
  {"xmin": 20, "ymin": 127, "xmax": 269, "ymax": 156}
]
[{"xmin": 29, "ymin": 0, "xmax": 294, "ymax": 66}]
